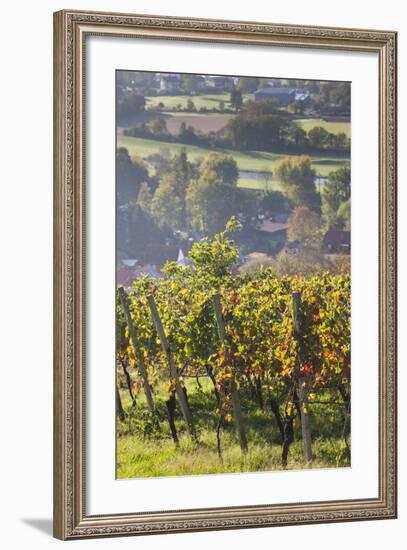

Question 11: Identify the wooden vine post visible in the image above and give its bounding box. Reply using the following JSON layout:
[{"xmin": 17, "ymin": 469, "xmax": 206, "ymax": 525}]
[
  {"xmin": 147, "ymin": 294, "xmax": 196, "ymax": 441},
  {"xmin": 116, "ymin": 384, "xmax": 126, "ymax": 421},
  {"xmin": 212, "ymin": 293, "xmax": 248, "ymax": 454},
  {"xmin": 118, "ymin": 287, "xmax": 155, "ymax": 414},
  {"xmin": 292, "ymin": 291, "xmax": 313, "ymax": 462}
]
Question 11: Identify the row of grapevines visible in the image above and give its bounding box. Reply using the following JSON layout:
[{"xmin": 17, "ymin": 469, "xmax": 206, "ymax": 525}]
[{"xmin": 116, "ymin": 219, "xmax": 350, "ymax": 464}]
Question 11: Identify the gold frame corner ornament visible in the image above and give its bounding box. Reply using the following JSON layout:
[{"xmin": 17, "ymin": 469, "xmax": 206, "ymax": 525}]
[{"xmin": 53, "ymin": 9, "xmax": 397, "ymax": 540}]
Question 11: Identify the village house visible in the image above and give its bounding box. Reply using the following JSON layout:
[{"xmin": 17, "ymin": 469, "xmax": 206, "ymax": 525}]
[
  {"xmin": 322, "ymin": 230, "xmax": 351, "ymax": 254},
  {"xmin": 252, "ymin": 219, "xmax": 289, "ymax": 254},
  {"xmin": 159, "ymin": 74, "xmax": 181, "ymax": 93}
]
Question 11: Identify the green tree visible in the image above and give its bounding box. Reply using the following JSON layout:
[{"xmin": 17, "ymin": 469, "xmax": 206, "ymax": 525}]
[
  {"xmin": 322, "ymin": 166, "xmax": 351, "ymax": 229},
  {"xmin": 186, "ymin": 154, "xmax": 239, "ymax": 235},
  {"xmin": 274, "ymin": 156, "xmax": 320, "ymax": 211},
  {"xmin": 186, "ymin": 216, "xmax": 242, "ymax": 284},
  {"xmin": 337, "ymin": 199, "xmax": 351, "ymax": 230},
  {"xmin": 333, "ymin": 132, "xmax": 349, "ymax": 151},
  {"xmin": 117, "ymin": 93, "xmax": 145, "ymax": 121},
  {"xmin": 186, "ymin": 98, "xmax": 196, "ymax": 111},
  {"xmin": 200, "ymin": 153, "xmax": 239, "ymax": 185},
  {"xmin": 172, "ymin": 149, "xmax": 194, "ymax": 226},
  {"xmin": 330, "ymin": 82, "xmax": 351, "ymax": 109},
  {"xmin": 230, "ymin": 89, "xmax": 243, "ymax": 111},
  {"xmin": 284, "ymin": 125, "xmax": 308, "ymax": 148},
  {"xmin": 308, "ymin": 126, "xmax": 329, "ymax": 149},
  {"xmin": 136, "ymin": 182, "xmax": 154, "ymax": 212},
  {"xmin": 178, "ymin": 122, "xmax": 197, "ymax": 144},
  {"xmin": 225, "ymin": 113, "xmax": 293, "ymax": 150},
  {"xmin": 117, "ymin": 147, "xmax": 149, "ymax": 206},
  {"xmin": 150, "ymin": 173, "xmax": 184, "ymax": 230},
  {"xmin": 260, "ymin": 190, "xmax": 291, "ymax": 217},
  {"xmin": 236, "ymin": 77, "xmax": 260, "ymax": 93},
  {"xmin": 181, "ymin": 74, "xmax": 199, "ymax": 94}
]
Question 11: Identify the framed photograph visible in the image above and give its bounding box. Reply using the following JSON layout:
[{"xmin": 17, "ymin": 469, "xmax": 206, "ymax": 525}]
[{"xmin": 53, "ymin": 9, "xmax": 397, "ymax": 540}]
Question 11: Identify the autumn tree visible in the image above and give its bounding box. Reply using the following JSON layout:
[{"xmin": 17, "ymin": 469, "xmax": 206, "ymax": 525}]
[
  {"xmin": 273, "ymin": 248, "xmax": 326, "ymax": 276},
  {"xmin": 145, "ymin": 118, "xmax": 168, "ymax": 135},
  {"xmin": 242, "ymin": 99, "xmax": 280, "ymax": 116},
  {"xmin": 287, "ymin": 206, "xmax": 322, "ymax": 248}
]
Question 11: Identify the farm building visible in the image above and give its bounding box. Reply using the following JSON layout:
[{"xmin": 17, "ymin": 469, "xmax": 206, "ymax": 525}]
[
  {"xmin": 254, "ymin": 87, "xmax": 310, "ymax": 106},
  {"xmin": 254, "ymin": 220, "xmax": 288, "ymax": 251},
  {"xmin": 322, "ymin": 230, "xmax": 351, "ymax": 253}
]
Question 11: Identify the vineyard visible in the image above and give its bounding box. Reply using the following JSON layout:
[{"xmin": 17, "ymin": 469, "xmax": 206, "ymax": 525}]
[{"xmin": 116, "ymin": 219, "xmax": 351, "ymax": 478}]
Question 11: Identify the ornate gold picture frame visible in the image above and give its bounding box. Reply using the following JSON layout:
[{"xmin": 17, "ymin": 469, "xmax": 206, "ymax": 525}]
[{"xmin": 53, "ymin": 9, "xmax": 397, "ymax": 540}]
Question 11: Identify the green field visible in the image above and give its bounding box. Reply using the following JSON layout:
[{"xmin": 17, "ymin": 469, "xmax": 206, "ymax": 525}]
[
  {"xmin": 117, "ymin": 378, "xmax": 349, "ymax": 478},
  {"xmin": 146, "ymin": 93, "xmax": 252, "ymax": 111},
  {"xmin": 237, "ymin": 178, "xmax": 283, "ymax": 191},
  {"xmin": 295, "ymin": 118, "xmax": 351, "ymax": 137},
  {"xmin": 118, "ymin": 134, "xmax": 349, "ymax": 188}
]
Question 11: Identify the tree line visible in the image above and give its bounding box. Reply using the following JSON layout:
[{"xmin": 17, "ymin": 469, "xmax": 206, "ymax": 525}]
[
  {"xmin": 117, "ymin": 147, "xmax": 350, "ymax": 261},
  {"xmin": 123, "ymin": 104, "xmax": 350, "ymax": 155}
]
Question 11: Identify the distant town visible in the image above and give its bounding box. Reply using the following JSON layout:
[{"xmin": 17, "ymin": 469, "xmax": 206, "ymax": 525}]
[{"xmin": 116, "ymin": 71, "xmax": 351, "ymax": 286}]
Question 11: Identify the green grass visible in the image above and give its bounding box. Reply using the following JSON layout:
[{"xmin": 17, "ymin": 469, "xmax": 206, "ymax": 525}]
[
  {"xmin": 237, "ymin": 177, "xmax": 284, "ymax": 191},
  {"xmin": 295, "ymin": 118, "xmax": 351, "ymax": 138},
  {"xmin": 146, "ymin": 93, "xmax": 252, "ymax": 111},
  {"xmin": 116, "ymin": 378, "xmax": 350, "ymax": 479},
  {"xmin": 118, "ymin": 135, "xmax": 349, "ymax": 183}
]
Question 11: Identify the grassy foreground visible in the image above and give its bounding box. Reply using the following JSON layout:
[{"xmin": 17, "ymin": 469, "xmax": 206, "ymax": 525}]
[{"xmin": 116, "ymin": 378, "xmax": 350, "ymax": 479}]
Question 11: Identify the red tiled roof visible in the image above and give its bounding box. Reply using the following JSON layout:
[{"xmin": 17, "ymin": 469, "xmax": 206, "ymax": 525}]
[{"xmin": 117, "ymin": 267, "xmax": 137, "ymax": 287}]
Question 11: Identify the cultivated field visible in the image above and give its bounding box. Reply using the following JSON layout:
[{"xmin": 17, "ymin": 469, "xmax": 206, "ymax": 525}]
[{"xmin": 164, "ymin": 113, "xmax": 234, "ymax": 134}]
